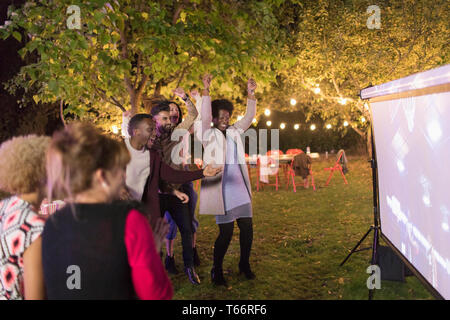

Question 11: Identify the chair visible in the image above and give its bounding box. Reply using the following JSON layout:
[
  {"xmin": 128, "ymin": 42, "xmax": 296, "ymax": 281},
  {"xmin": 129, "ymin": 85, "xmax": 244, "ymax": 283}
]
[
  {"xmin": 286, "ymin": 154, "xmax": 316, "ymax": 191},
  {"xmin": 286, "ymin": 149, "xmax": 303, "ymax": 155},
  {"xmin": 256, "ymin": 155, "xmax": 280, "ymax": 191},
  {"xmin": 324, "ymin": 150, "xmax": 348, "ymax": 186}
]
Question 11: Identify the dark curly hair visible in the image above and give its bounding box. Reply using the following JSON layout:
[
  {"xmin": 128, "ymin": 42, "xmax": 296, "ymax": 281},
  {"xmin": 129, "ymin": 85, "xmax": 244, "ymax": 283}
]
[
  {"xmin": 128, "ymin": 113, "xmax": 153, "ymax": 137},
  {"xmin": 211, "ymin": 99, "xmax": 234, "ymax": 119}
]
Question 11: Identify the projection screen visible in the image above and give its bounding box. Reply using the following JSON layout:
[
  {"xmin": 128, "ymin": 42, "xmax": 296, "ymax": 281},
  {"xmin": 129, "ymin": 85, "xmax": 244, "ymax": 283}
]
[{"xmin": 361, "ymin": 64, "xmax": 450, "ymax": 299}]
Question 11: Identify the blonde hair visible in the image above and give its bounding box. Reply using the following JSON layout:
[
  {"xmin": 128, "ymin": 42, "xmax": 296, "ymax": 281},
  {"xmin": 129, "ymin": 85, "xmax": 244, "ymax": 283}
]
[
  {"xmin": 0, "ymin": 135, "xmax": 50, "ymax": 195},
  {"xmin": 47, "ymin": 122, "xmax": 130, "ymax": 201}
]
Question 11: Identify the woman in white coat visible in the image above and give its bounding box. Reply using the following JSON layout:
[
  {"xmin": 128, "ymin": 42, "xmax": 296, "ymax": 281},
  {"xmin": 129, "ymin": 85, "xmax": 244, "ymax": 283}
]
[{"xmin": 199, "ymin": 75, "xmax": 257, "ymax": 286}]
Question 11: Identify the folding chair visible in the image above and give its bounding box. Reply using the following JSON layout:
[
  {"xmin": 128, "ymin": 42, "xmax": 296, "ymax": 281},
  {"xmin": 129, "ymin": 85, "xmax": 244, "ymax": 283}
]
[
  {"xmin": 286, "ymin": 154, "xmax": 316, "ymax": 191},
  {"xmin": 256, "ymin": 155, "xmax": 280, "ymax": 191},
  {"xmin": 286, "ymin": 149, "xmax": 303, "ymax": 155},
  {"xmin": 324, "ymin": 150, "xmax": 348, "ymax": 186}
]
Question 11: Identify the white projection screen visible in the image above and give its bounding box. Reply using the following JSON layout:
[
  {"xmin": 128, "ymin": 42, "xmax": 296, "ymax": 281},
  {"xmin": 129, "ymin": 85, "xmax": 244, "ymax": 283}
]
[{"xmin": 361, "ymin": 65, "xmax": 450, "ymax": 299}]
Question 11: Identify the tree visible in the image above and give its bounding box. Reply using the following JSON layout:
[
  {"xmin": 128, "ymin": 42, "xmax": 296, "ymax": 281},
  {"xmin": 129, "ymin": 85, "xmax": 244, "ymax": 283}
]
[
  {"xmin": 259, "ymin": 0, "xmax": 450, "ymax": 154},
  {"xmin": 1, "ymin": 0, "xmax": 288, "ymax": 131}
]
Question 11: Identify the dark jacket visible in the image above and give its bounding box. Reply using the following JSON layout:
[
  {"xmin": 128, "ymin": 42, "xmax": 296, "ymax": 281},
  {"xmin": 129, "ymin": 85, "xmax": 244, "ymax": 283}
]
[
  {"xmin": 293, "ymin": 152, "xmax": 312, "ymax": 179},
  {"xmin": 143, "ymin": 149, "xmax": 204, "ymax": 220}
]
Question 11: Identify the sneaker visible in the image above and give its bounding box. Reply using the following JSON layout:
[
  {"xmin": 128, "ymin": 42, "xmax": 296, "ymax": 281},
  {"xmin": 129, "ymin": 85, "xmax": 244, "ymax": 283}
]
[
  {"xmin": 193, "ymin": 247, "xmax": 201, "ymax": 267},
  {"xmin": 185, "ymin": 267, "xmax": 201, "ymax": 285},
  {"xmin": 165, "ymin": 255, "xmax": 179, "ymax": 275}
]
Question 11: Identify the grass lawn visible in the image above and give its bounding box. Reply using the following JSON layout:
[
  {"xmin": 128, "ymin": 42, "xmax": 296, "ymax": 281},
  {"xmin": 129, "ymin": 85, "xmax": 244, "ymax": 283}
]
[{"xmin": 169, "ymin": 155, "xmax": 434, "ymax": 300}]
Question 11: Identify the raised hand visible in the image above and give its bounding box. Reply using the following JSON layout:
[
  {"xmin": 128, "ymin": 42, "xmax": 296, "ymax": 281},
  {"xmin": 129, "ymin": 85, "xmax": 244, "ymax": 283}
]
[
  {"xmin": 190, "ymin": 89, "xmax": 200, "ymax": 102},
  {"xmin": 247, "ymin": 78, "xmax": 257, "ymax": 95},
  {"xmin": 202, "ymin": 74, "xmax": 213, "ymax": 91},
  {"xmin": 203, "ymin": 164, "xmax": 223, "ymax": 177},
  {"xmin": 173, "ymin": 87, "xmax": 187, "ymax": 100}
]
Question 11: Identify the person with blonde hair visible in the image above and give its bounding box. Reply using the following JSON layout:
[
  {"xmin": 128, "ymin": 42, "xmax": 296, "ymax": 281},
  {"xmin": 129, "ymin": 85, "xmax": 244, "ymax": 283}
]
[
  {"xmin": 42, "ymin": 122, "xmax": 172, "ymax": 300},
  {"xmin": 0, "ymin": 135, "xmax": 50, "ymax": 300}
]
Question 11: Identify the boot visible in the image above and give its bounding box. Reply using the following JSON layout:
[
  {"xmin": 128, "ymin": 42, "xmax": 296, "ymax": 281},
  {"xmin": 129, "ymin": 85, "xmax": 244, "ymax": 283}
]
[
  {"xmin": 185, "ymin": 267, "xmax": 201, "ymax": 285},
  {"xmin": 239, "ymin": 262, "xmax": 256, "ymax": 280},
  {"xmin": 211, "ymin": 266, "xmax": 227, "ymax": 286},
  {"xmin": 164, "ymin": 255, "xmax": 179, "ymax": 275}
]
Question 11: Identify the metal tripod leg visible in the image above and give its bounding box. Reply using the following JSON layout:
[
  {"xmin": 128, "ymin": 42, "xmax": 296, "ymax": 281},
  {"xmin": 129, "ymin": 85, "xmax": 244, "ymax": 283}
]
[{"xmin": 340, "ymin": 226, "xmax": 373, "ymax": 267}]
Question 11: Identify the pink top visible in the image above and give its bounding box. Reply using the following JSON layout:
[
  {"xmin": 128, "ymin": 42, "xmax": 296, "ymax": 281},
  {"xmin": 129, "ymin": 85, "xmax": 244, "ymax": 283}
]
[{"xmin": 124, "ymin": 209, "xmax": 173, "ymax": 300}]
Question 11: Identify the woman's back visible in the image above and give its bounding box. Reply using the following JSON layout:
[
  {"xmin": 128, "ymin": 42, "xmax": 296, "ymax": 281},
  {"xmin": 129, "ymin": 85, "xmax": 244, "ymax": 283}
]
[{"xmin": 42, "ymin": 202, "xmax": 139, "ymax": 300}]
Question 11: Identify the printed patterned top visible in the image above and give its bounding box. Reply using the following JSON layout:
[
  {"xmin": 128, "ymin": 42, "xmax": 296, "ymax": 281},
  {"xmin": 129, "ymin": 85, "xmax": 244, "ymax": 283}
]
[{"xmin": 0, "ymin": 196, "xmax": 45, "ymax": 300}]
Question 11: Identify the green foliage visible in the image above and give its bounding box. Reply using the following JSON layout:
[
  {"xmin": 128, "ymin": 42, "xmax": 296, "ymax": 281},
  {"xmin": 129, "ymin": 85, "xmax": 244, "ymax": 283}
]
[
  {"xmin": 1, "ymin": 0, "xmax": 288, "ymax": 132},
  {"xmin": 259, "ymin": 0, "xmax": 449, "ymax": 140}
]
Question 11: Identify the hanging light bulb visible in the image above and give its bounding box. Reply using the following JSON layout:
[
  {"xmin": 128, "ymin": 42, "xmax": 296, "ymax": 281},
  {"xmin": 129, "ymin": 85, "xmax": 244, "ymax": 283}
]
[
  {"xmin": 290, "ymin": 98, "xmax": 297, "ymax": 106},
  {"xmin": 361, "ymin": 117, "xmax": 366, "ymax": 123},
  {"xmin": 252, "ymin": 118, "xmax": 257, "ymax": 124},
  {"xmin": 111, "ymin": 125, "xmax": 119, "ymax": 134},
  {"xmin": 313, "ymin": 87, "xmax": 321, "ymax": 94},
  {"xmin": 280, "ymin": 123, "xmax": 286, "ymax": 129},
  {"xmin": 237, "ymin": 115, "xmax": 244, "ymax": 121},
  {"xmin": 338, "ymin": 98, "xmax": 347, "ymax": 105},
  {"xmin": 343, "ymin": 121, "xmax": 349, "ymax": 127},
  {"xmin": 310, "ymin": 124, "xmax": 316, "ymax": 131},
  {"xmin": 266, "ymin": 120, "xmax": 272, "ymax": 126},
  {"xmin": 264, "ymin": 109, "xmax": 271, "ymax": 116},
  {"xmin": 294, "ymin": 124, "xmax": 300, "ymax": 130},
  {"xmin": 326, "ymin": 124, "xmax": 332, "ymax": 129}
]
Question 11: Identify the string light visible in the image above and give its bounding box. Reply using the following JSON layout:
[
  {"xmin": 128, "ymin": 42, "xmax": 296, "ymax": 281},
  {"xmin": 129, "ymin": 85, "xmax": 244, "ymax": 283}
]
[
  {"xmin": 361, "ymin": 117, "xmax": 366, "ymax": 123},
  {"xmin": 111, "ymin": 125, "xmax": 119, "ymax": 134},
  {"xmin": 237, "ymin": 115, "xmax": 243, "ymax": 121},
  {"xmin": 290, "ymin": 98, "xmax": 297, "ymax": 106},
  {"xmin": 326, "ymin": 124, "xmax": 332, "ymax": 129},
  {"xmin": 364, "ymin": 102, "xmax": 369, "ymax": 110},
  {"xmin": 313, "ymin": 87, "xmax": 321, "ymax": 94},
  {"xmin": 310, "ymin": 124, "xmax": 316, "ymax": 131},
  {"xmin": 280, "ymin": 123, "xmax": 286, "ymax": 129},
  {"xmin": 338, "ymin": 98, "xmax": 347, "ymax": 105},
  {"xmin": 294, "ymin": 124, "xmax": 300, "ymax": 130},
  {"xmin": 252, "ymin": 118, "xmax": 257, "ymax": 124},
  {"xmin": 343, "ymin": 121, "xmax": 349, "ymax": 127},
  {"xmin": 264, "ymin": 109, "xmax": 271, "ymax": 116},
  {"xmin": 266, "ymin": 120, "xmax": 272, "ymax": 126}
]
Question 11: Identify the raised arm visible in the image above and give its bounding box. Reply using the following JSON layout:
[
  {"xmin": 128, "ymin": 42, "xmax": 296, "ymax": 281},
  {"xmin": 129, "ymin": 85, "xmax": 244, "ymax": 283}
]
[
  {"xmin": 234, "ymin": 78, "xmax": 257, "ymax": 131},
  {"xmin": 200, "ymin": 74, "xmax": 213, "ymax": 142},
  {"xmin": 121, "ymin": 111, "xmax": 131, "ymax": 139},
  {"xmin": 172, "ymin": 87, "xmax": 198, "ymax": 131}
]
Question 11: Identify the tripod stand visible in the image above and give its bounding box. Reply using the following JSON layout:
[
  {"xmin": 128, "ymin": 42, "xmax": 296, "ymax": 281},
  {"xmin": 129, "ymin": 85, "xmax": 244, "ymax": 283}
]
[{"xmin": 339, "ymin": 125, "xmax": 380, "ymax": 300}]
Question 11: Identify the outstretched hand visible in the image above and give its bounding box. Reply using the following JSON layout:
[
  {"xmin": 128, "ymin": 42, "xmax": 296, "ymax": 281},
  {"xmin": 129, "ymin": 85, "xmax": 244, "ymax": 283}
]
[{"xmin": 203, "ymin": 164, "xmax": 222, "ymax": 177}]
